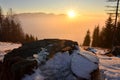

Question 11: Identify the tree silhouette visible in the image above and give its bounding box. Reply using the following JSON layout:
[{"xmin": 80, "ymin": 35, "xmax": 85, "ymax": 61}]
[
  {"xmin": 115, "ymin": 21, "xmax": 120, "ymax": 45},
  {"xmin": 92, "ymin": 25, "xmax": 100, "ymax": 47},
  {"xmin": 0, "ymin": 7, "xmax": 3, "ymax": 41},
  {"xmin": 0, "ymin": 7, "xmax": 38, "ymax": 43},
  {"xmin": 96, "ymin": 16, "xmax": 113, "ymax": 48},
  {"xmin": 83, "ymin": 30, "xmax": 91, "ymax": 46}
]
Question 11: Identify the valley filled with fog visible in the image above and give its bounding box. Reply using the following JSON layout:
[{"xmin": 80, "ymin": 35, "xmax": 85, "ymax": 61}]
[{"xmin": 17, "ymin": 13, "xmax": 106, "ymax": 44}]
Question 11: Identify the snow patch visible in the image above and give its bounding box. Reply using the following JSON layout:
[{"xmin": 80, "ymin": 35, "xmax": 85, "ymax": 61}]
[
  {"xmin": 21, "ymin": 45, "xmax": 99, "ymax": 80},
  {"xmin": 22, "ymin": 68, "xmax": 44, "ymax": 80},
  {"xmin": 33, "ymin": 48, "xmax": 49, "ymax": 64},
  {"xmin": 0, "ymin": 42, "xmax": 21, "ymax": 52},
  {"xmin": 38, "ymin": 46, "xmax": 98, "ymax": 79},
  {"xmin": 0, "ymin": 42, "xmax": 21, "ymax": 62},
  {"xmin": 71, "ymin": 49, "xmax": 98, "ymax": 79},
  {"xmin": 97, "ymin": 49, "xmax": 120, "ymax": 80}
]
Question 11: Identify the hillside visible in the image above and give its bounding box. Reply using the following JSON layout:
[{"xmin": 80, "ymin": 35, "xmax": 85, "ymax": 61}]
[{"xmin": 0, "ymin": 40, "xmax": 120, "ymax": 80}]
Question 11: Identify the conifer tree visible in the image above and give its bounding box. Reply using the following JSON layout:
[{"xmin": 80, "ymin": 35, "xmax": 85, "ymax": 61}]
[
  {"xmin": 92, "ymin": 25, "xmax": 100, "ymax": 47},
  {"xmin": 104, "ymin": 16, "xmax": 113, "ymax": 48},
  {"xmin": 83, "ymin": 30, "xmax": 91, "ymax": 46},
  {"xmin": 116, "ymin": 21, "xmax": 120, "ymax": 45},
  {"xmin": 98, "ymin": 16, "xmax": 113, "ymax": 48},
  {"xmin": 0, "ymin": 7, "xmax": 3, "ymax": 41}
]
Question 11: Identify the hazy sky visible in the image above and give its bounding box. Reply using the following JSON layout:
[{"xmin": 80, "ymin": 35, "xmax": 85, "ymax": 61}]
[
  {"xmin": 0, "ymin": 0, "xmax": 106, "ymax": 15},
  {"xmin": 0, "ymin": 0, "xmax": 110, "ymax": 44}
]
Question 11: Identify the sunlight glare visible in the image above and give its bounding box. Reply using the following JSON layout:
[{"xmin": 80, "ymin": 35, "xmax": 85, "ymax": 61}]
[{"xmin": 67, "ymin": 10, "xmax": 76, "ymax": 18}]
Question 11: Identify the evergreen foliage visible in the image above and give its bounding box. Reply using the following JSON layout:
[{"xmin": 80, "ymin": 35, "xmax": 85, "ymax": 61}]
[
  {"xmin": 84, "ymin": 16, "xmax": 120, "ymax": 49},
  {"xmin": 99, "ymin": 17, "xmax": 114, "ymax": 48},
  {"xmin": 92, "ymin": 25, "xmax": 100, "ymax": 47},
  {"xmin": 116, "ymin": 22, "xmax": 120, "ymax": 45},
  {"xmin": 0, "ymin": 7, "xmax": 38, "ymax": 43},
  {"xmin": 83, "ymin": 30, "xmax": 91, "ymax": 46}
]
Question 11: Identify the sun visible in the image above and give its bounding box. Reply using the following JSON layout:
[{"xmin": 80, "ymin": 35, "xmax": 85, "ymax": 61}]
[{"xmin": 67, "ymin": 10, "xmax": 76, "ymax": 18}]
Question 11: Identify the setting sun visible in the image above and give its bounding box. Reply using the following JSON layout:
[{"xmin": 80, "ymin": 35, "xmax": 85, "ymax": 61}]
[{"xmin": 67, "ymin": 10, "xmax": 76, "ymax": 18}]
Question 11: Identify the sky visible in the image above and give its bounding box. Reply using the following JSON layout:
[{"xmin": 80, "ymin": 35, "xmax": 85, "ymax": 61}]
[
  {"xmin": 0, "ymin": 0, "xmax": 110, "ymax": 44},
  {"xmin": 0, "ymin": 0, "xmax": 106, "ymax": 15}
]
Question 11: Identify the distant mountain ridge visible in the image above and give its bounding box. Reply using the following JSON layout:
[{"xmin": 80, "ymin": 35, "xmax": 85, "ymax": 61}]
[{"xmin": 15, "ymin": 12, "xmax": 65, "ymax": 17}]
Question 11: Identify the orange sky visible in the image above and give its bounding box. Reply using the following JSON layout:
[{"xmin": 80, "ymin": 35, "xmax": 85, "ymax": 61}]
[
  {"xmin": 0, "ymin": 0, "xmax": 111, "ymax": 44},
  {"xmin": 17, "ymin": 13, "xmax": 108, "ymax": 44}
]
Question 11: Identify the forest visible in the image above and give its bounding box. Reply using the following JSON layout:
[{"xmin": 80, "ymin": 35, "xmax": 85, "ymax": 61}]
[
  {"xmin": 0, "ymin": 7, "xmax": 38, "ymax": 43},
  {"xmin": 83, "ymin": 16, "xmax": 120, "ymax": 49}
]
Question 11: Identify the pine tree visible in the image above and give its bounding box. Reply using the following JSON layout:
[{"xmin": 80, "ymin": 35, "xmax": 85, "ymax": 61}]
[
  {"xmin": 99, "ymin": 27, "xmax": 106, "ymax": 47},
  {"xmin": 0, "ymin": 7, "xmax": 3, "ymax": 41},
  {"xmin": 0, "ymin": 7, "xmax": 38, "ymax": 43},
  {"xmin": 92, "ymin": 25, "xmax": 100, "ymax": 47},
  {"xmin": 98, "ymin": 16, "xmax": 113, "ymax": 48},
  {"xmin": 116, "ymin": 21, "xmax": 120, "ymax": 45},
  {"xmin": 104, "ymin": 16, "xmax": 114, "ymax": 48},
  {"xmin": 83, "ymin": 30, "xmax": 91, "ymax": 46},
  {"xmin": 35, "ymin": 37, "xmax": 38, "ymax": 41}
]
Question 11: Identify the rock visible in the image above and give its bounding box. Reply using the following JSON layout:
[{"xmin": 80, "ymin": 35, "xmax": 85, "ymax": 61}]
[
  {"xmin": 0, "ymin": 56, "xmax": 37, "ymax": 80},
  {"xmin": 91, "ymin": 68, "xmax": 101, "ymax": 80},
  {"xmin": 4, "ymin": 39, "xmax": 78, "ymax": 60},
  {"xmin": 0, "ymin": 39, "xmax": 78, "ymax": 80},
  {"xmin": 0, "ymin": 39, "xmax": 100, "ymax": 80}
]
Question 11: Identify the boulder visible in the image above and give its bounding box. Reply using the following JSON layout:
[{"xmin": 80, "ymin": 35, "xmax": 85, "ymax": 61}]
[{"xmin": 0, "ymin": 39, "xmax": 100, "ymax": 80}]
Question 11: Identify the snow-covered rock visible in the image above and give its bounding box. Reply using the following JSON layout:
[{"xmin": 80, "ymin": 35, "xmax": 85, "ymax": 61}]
[
  {"xmin": 1, "ymin": 39, "xmax": 99, "ymax": 80},
  {"xmin": 71, "ymin": 50, "xmax": 98, "ymax": 79},
  {"xmin": 33, "ymin": 48, "xmax": 49, "ymax": 64},
  {"xmin": 22, "ymin": 68, "xmax": 45, "ymax": 80},
  {"xmin": 25, "ymin": 46, "xmax": 99, "ymax": 80}
]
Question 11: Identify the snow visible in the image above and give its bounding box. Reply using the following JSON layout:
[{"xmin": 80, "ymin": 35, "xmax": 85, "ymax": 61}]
[
  {"xmin": 23, "ymin": 45, "xmax": 98, "ymax": 80},
  {"xmin": 80, "ymin": 50, "xmax": 99, "ymax": 64},
  {"xmin": 0, "ymin": 42, "xmax": 21, "ymax": 61},
  {"xmin": 86, "ymin": 47, "xmax": 97, "ymax": 53},
  {"xmin": 2, "ymin": 41, "xmax": 120, "ymax": 80},
  {"xmin": 71, "ymin": 51, "xmax": 98, "ymax": 79},
  {"xmin": 39, "ymin": 52, "xmax": 73, "ymax": 80},
  {"xmin": 22, "ymin": 68, "xmax": 45, "ymax": 80},
  {"xmin": 80, "ymin": 47, "xmax": 99, "ymax": 63},
  {"xmin": 97, "ymin": 49, "xmax": 120, "ymax": 80},
  {"xmin": 0, "ymin": 42, "xmax": 21, "ymax": 52},
  {"xmin": 33, "ymin": 48, "xmax": 49, "ymax": 64}
]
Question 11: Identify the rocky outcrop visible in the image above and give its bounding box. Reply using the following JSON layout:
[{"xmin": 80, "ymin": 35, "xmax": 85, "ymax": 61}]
[
  {"xmin": 4, "ymin": 39, "xmax": 78, "ymax": 60},
  {"xmin": 0, "ymin": 39, "xmax": 78, "ymax": 80},
  {"xmin": 0, "ymin": 39, "xmax": 100, "ymax": 80}
]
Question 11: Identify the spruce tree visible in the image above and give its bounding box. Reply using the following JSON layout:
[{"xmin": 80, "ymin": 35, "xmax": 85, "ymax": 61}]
[
  {"xmin": 83, "ymin": 30, "xmax": 91, "ymax": 46},
  {"xmin": 0, "ymin": 7, "xmax": 38, "ymax": 43},
  {"xmin": 92, "ymin": 25, "xmax": 100, "ymax": 47},
  {"xmin": 116, "ymin": 21, "xmax": 120, "ymax": 45},
  {"xmin": 0, "ymin": 7, "xmax": 3, "ymax": 41},
  {"xmin": 98, "ymin": 16, "xmax": 113, "ymax": 48},
  {"xmin": 104, "ymin": 16, "xmax": 114, "ymax": 48}
]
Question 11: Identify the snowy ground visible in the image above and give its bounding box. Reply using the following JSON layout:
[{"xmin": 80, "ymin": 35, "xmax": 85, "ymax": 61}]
[
  {"xmin": 0, "ymin": 42, "xmax": 120, "ymax": 80},
  {"xmin": 0, "ymin": 42, "xmax": 21, "ymax": 61},
  {"xmin": 97, "ymin": 49, "xmax": 120, "ymax": 80},
  {"xmin": 23, "ymin": 46, "xmax": 98, "ymax": 80}
]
